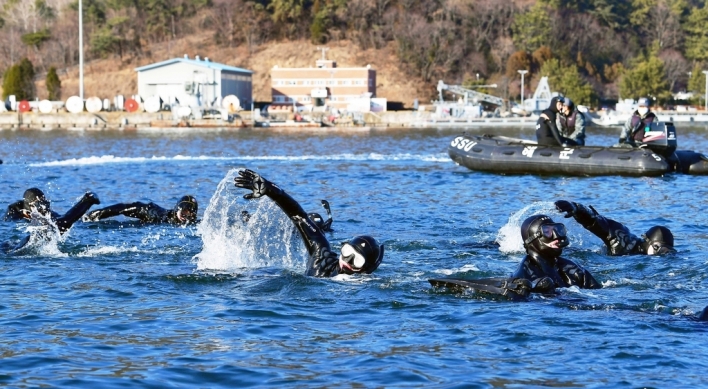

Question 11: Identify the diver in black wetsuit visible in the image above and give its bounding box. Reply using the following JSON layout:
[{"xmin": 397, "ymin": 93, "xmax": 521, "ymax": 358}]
[
  {"xmin": 512, "ymin": 214, "xmax": 601, "ymax": 294},
  {"xmin": 233, "ymin": 169, "xmax": 383, "ymax": 277},
  {"xmin": 3, "ymin": 188, "xmax": 100, "ymax": 253},
  {"xmin": 308, "ymin": 200, "xmax": 333, "ymax": 232},
  {"xmin": 83, "ymin": 195, "xmax": 198, "ymax": 225},
  {"xmin": 698, "ymin": 307, "xmax": 708, "ymax": 321},
  {"xmin": 555, "ymin": 200, "xmax": 675, "ymax": 255},
  {"xmin": 536, "ymin": 96, "xmax": 579, "ymax": 147},
  {"xmin": 4, "ymin": 188, "xmax": 100, "ymax": 233}
]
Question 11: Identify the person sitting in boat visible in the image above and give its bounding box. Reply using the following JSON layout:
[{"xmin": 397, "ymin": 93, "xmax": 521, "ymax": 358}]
[
  {"xmin": 618, "ymin": 97, "xmax": 657, "ymax": 146},
  {"xmin": 83, "ymin": 195, "xmax": 198, "ymax": 225},
  {"xmin": 557, "ymin": 97, "xmax": 586, "ymax": 146},
  {"xmin": 4, "ymin": 188, "xmax": 100, "ymax": 234},
  {"xmin": 234, "ymin": 169, "xmax": 383, "ymax": 277},
  {"xmin": 536, "ymin": 96, "xmax": 579, "ymax": 147},
  {"xmin": 512, "ymin": 214, "xmax": 601, "ymax": 294},
  {"xmin": 555, "ymin": 200, "xmax": 675, "ymax": 255}
]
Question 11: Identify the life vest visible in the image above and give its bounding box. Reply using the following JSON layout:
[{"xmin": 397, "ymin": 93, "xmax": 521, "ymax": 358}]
[
  {"xmin": 559, "ymin": 110, "xmax": 578, "ymax": 134},
  {"xmin": 630, "ymin": 112, "xmax": 657, "ymax": 141}
]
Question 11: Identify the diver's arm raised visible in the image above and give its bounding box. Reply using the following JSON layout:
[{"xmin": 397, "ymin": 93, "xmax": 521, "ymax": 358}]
[{"xmin": 234, "ymin": 169, "xmax": 326, "ymax": 256}]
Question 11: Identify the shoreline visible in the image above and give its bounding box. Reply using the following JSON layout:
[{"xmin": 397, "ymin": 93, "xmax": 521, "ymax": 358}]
[{"xmin": 1, "ymin": 110, "xmax": 707, "ymax": 131}]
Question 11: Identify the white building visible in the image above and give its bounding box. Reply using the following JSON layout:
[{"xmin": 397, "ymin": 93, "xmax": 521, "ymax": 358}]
[{"xmin": 135, "ymin": 55, "xmax": 253, "ymax": 108}]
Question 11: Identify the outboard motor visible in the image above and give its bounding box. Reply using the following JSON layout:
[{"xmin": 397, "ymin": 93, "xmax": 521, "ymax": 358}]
[{"xmin": 640, "ymin": 122, "xmax": 677, "ymax": 158}]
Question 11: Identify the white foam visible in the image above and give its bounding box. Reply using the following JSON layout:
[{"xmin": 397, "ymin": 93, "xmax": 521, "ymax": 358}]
[
  {"xmin": 432, "ymin": 263, "xmax": 481, "ymax": 276},
  {"xmin": 30, "ymin": 153, "xmax": 450, "ymax": 167},
  {"xmin": 193, "ymin": 168, "xmax": 309, "ymax": 272},
  {"xmin": 496, "ymin": 201, "xmax": 557, "ymax": 254},
  {"xmin": 76, "ymin": 245, "xmax": 142, "ymax": 257},
  {"xmin": 11, "ymin": 214, "xmax": 66, "ymax": 257}
]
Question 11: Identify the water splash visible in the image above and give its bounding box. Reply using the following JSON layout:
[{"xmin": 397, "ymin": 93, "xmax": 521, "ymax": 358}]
[
  {"xmin": 496, "ymin": 201, "xmax": 557, "ymax": 254},
  {"xmin": 8, "ymin": 213, "xmax": 66, "ymax": 257},
  {"xmin": 194, "ymin": 168, "xmax": 308, "ymax": 272}
]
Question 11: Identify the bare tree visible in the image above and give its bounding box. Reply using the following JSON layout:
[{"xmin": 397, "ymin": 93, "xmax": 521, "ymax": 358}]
[
  {"xmin": 659, "ymin": 49, "xmax": 689, "ymax": 92},
  {"xmin": 644, "ymin": 2, "xmax": 683, "ymax": 50}
]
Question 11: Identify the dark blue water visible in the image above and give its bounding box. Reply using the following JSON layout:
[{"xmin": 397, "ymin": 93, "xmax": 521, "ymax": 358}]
[{"xmin": 2, "ymin": 125, "xmax": 708, "ymax": 388}]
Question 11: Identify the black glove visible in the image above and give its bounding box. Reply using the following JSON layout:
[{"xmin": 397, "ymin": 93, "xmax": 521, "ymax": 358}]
[
  {"xmin": 532, "ymin": 276, "xmax": 556, "ymax": 294},
  {"xmin": 555, "ymin": 200, "xmax": 577, "ymax": 218},
  {"xmin": 83, "ymin": 192, "xmax": 101, "ymax": 206},
  {"xmin": 83, "ymin": 210, "xmax": 100, "ymax": 222},
  {"xmin": 234, "ymin": 169, "xmax": 271, "ymax": 199}
]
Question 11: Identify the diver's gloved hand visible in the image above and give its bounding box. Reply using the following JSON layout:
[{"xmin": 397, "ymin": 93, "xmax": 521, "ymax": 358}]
[
  {"xmin": 234, "ymin": 169, "xmax": 272, "ymax": 199},
  {"xmin": 82, "ymin": 192, "xmax": 101, "ymax": 205},
  {"xmin": 555, "ymin": 200, "xmax": 577, "ymax": 218},
  {"xmin": 532, "ymin": 276, "xmax": 556, "ymax": 294},
  {"xmin": 82, "ymin": 210, "xmax": 100, "ymax": 222}
]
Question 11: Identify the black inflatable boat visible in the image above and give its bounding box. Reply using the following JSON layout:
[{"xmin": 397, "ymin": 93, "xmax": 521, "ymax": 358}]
[{"xmin": 448, "ymin": 122, "xmax": 708, "ymax": 177}]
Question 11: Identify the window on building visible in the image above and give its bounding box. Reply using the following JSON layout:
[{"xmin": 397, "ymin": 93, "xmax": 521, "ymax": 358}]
[
  {"xmin": 304, "ymin": 80, "xmax": 311, "ymax": 86},
  {"xmin": 344, "ymin": 80, "xmax": 352, "ymax": 86},
  {"xmin": 369, "ymin": 79, "xmax": 373, "ymax": 87},
  {"xmin": 354, "ymin": 80, "xmax": 363, "ymax": 85},
  {"xmin": 288, "ymin": 80, "xmax": 297, "ymax": 86},
  {"xmin": 316, "ymin": 80, "xmax": 325, "ymax": 85},
  {"xmin": 327, "ymin": 80, "xmax": 335, "ymax": 85}
]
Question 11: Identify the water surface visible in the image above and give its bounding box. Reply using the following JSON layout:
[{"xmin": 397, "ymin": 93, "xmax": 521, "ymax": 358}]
[{"xmin": 1, "ymin": 125, "xmax": 708, "ymax": 388}]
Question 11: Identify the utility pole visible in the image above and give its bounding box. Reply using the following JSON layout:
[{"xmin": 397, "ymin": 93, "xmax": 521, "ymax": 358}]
[
  {"xmin": 518, "ymin": 70, "xmax": 528, "ymax": 110},
  {"xmin": 316, "ymin": 47, "xmax": 329, "ymax": 60},
  {"xmin": 79, "ymin": 0, "xmax": 84, "ymax": 100},
  {"xmin": 703, "ymin": 70, "xmax": 708, "ymax": 111}
]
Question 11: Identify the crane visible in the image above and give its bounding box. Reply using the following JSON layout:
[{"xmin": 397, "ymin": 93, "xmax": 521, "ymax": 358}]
[{"xmin": 436, "ymin": 80, "xmax": 504, "ymax": 107}]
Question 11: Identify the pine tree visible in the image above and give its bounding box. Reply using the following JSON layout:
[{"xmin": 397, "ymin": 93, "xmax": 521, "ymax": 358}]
[
  {"xmin": 18, "ymin": 58, "xmax": 36, "ymax": 100},
  {"xmin": 2, "ymin": 65, "xmax": 22, "ymax": 100},
  {"xmin": 46, "ymin": 67, "xmax": 62, "ymax": 101}
]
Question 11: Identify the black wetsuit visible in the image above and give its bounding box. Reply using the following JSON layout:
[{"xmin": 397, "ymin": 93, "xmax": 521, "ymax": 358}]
[
  {"xmin": 264, "ymin": 185, "xmax": 341, "ymax": 277},
  {"xmin": 4, "ymin": 192, "xmax": 100, "ymax": 234},
  {"xmin": 234, "ymin": 172, "xmax": 342, "ymax": 277},
  {"xmin": 2, "ymin": 192, "xmax": 99, "ymax": 253},
  {"xmin": 85, "ymin": 202, "xmax": 188, "ymax": 225},
  {"xmin": 561, "ymin": 202, "xmax": 646, "ymax": 256},
  {"xmin": 536, "ymin": 96, "xmax": 578, "ymax": 147},
  {"xmin": 512, "ymin": 251, "xmax": 601, "ymax": 293}
]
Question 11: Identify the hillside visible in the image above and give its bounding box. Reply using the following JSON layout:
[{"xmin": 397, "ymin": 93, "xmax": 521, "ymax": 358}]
[{"xmin": 32, "ymin": 35, "xmax": 429, "ymax": 109}]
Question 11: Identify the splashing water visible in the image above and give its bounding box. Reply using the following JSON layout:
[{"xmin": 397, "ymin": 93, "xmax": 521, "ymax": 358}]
[
  {"xmin": 8, "ymin": 213, "xmax": 66, "ymax": 257},
  {"xmin": 496, "ymin": 201, "xmax": 557, "ymax": 254},
  {"xmin": 194, "ymin": 168, "xmax": 308, "ymax": 272}
]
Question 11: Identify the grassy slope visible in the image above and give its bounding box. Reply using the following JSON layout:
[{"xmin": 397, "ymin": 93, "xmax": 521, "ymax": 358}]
[{"xmin": 30, "ymin": 35, "xmax": 429, "ymax": 108}]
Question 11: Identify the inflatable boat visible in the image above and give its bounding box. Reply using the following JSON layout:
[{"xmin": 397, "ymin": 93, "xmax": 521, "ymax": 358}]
[{"xmin": 448, "ymin": 122, "xmax": 708, "ymax": 177}]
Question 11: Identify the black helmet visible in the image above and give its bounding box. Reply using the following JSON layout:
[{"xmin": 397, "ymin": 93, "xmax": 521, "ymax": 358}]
[
  {"xmin": 339, "ymin": 235, "xmax": 384, "ymax": 275},
  {"xmin": 23, "ymin": 188, "xmax": 50, "ymax": 215},
  {"xmin": 174, "ymin": 195, "xmax": 198, "ymax": 223},
  {"xmin": 520, "ymin": 215, "xmax": 568, "ymax": 257},
  {"xmin": 641, "ymin": 226, "xmax": 675, "ymax": 255}
]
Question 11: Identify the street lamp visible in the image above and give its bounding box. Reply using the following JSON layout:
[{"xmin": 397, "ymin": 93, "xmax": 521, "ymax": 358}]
[
  {"xmin": 79, "ymin": 0, "xmax": 84, "ymax": 100},
  {"xmin": 703, "ymin": 70, "xmax": 708, "ymax": 111},
  {"xmin": 518, "ymin": 70, "xmax": 528, "ymax": 110}
]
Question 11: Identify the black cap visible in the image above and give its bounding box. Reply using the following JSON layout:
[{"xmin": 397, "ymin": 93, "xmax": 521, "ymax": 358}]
[{"xmin": 23, "ymin": 188, "xmax": 50, "ymax": 212}]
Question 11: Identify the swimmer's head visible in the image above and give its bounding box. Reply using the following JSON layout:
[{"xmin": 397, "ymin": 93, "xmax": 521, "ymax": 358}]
[
  {"xmin": 338, "ymin": 235, "xmax": 384, "ymax": 275},
  {"xmin": 641, "ymin": 226, "xmax": 675, "ymax": 255},
  {"xmin": 23, "ymin": 188, "xmax": 50, "ymax": 216},
  {"xmin": 174, "ymin": 195, "xmax": 198, "ymax": 224},
  {"xmin": 521, "ymin": 214, "xmax": 568, "ymax": 257},
  {"xmin": 308, "ymin": 212, "xmax": 325, "ymax": 229}
]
